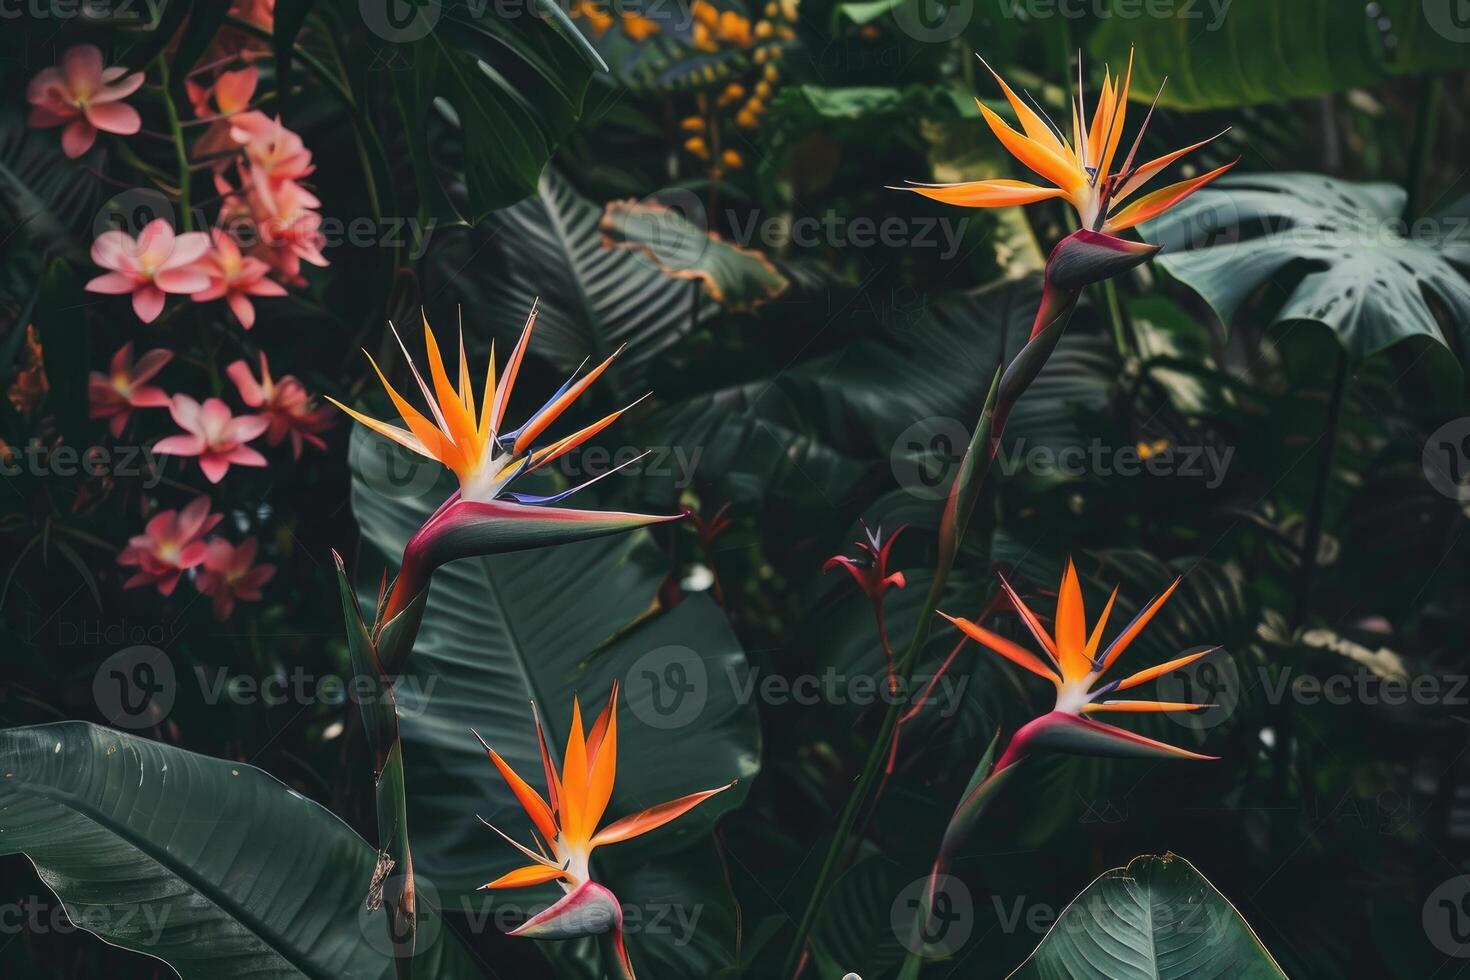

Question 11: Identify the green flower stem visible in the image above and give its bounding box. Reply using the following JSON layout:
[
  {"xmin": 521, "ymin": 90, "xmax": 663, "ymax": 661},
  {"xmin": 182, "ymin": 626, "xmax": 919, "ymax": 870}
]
[{"xmin": 155, "ymin": 59, "xmax": 191, "ymax": 232}]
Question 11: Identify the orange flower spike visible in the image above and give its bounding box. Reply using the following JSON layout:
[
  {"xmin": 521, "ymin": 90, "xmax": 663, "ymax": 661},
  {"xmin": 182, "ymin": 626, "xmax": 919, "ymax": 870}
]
[
  {"xmin": 898, "ymin": 49, "xmax": 1234, "ymax": 235},
  {"xmin": 331, "ymin": 300, "xmax": 652, "ymax": 508},
  {"xmin": 939, "ymin": 558, "xmax": 1220, "ymax": 763},
  {"xmin": 477, "ymin": 684, "xmax": 736, "ymax": 919}
]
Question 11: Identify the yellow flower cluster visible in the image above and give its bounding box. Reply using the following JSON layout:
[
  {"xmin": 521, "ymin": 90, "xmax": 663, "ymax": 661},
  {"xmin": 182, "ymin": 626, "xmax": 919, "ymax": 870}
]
[
  {"xmin": 570, "ymin": 0, "xmax": 663, "ymax": 42},
  {"xmin": 678, "ymin": 0, "xmax": 798, "ymax": 175}
]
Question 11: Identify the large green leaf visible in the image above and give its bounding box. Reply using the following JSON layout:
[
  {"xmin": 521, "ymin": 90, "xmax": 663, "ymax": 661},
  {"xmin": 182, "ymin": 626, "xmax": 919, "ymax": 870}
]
[
  {"xmin": 348, "ymin": 436, "xmax": 759, "ymax": 974},
  {"xmin": 1010, "ymin": 853, "xmax": 1286, "ymax": 979},
  {"xmin": 0, "ymin": 721, "xmax": 479, "ymax": 979},
  {"xmin": 1146, "ymin": 174, "xmax": 1470, "ymax": 364},
  {"xmin": 394, "ymin": 0, "xmax": 596, "ymax": 223},
  {"xmin": 426, "ymin": 169, "xmax": 718, "ymax": 395},
  {"xmin": 1090, "ymin": 0, "xmax": 1468, "ymax": 110}
]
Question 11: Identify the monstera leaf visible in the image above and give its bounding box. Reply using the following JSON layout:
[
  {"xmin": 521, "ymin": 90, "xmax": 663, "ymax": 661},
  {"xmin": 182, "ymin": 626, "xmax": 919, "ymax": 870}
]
[
  {"xmin": 1145, "ymin": 174, "xmax": 1470, "ymax": 363},
  {"xmin": 348, "ymin": 433, "xmax": 759, "ymax": 974},
  {"xmin": 391, "ymin": 0, "xmax": 597, "ymax": 223},
  {"xmin": 1091, "ymin": 0, "xmax": 1468, "ymax": 110},
  {"xmin": 424, "ymin": 169, "xmax": 719, "ymax": 394},
  {"xmin": 1011, "ymin": 853, "xmax": 1286, "ymax": 979},
  {"xmin": 0, "ymin": 722, "xmax": 479, "ymax": 979}
]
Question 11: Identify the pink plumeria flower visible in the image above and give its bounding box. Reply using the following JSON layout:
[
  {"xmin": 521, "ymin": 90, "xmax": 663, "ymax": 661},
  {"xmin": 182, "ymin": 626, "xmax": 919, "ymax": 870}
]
[
  {"xmin": 116, "ymin": 495, "xmax": 222, "ymax": 596},
  {"xmin": 26, "ymin": 45, "xmax": 144, "ymax": 158},
  {"xmin": 229, "ymin": 113, "xmax": 316, "ymax": 186},
  {"xmin": 192, "ymin": 229, "xmax": 285, "ymax": 328},
  {"xmin": 196, "ymin": 536, "xmax": 276, "ymax": 621},
  {"xmin": 226, "ymin": 352, "xmax": 333, "ymax": 458},
  {"xmin": 86, "ymin": 218, "xmax": 212, "ymax": 323},
  {"xmin": 154, "ymin": 394, "xmax": 270, "ymax": 483},
  {"xmin": 233, "ymin": 176, "xmax": 327, "ymax": 285},
  {"xmin": 88, "ymin": 342, "xmax": 173, "ymax": 437},
  {"xmin": 186, "ymin": 66, "xmax": 259, "ymax": 160}
]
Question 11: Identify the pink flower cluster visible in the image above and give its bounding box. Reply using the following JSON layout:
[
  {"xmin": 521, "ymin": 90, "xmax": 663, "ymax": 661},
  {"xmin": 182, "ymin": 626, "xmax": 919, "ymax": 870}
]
[
  {"xmin": 117, "ymin": 495, "xmax": 276, "ymax": 621},
  {"xmin": 89, "ymin": 344, "xmax": 332, "ymax": 484},
  {"xmin": 27, "ymin": 38, "xmax": 327, "ymax": 328}
]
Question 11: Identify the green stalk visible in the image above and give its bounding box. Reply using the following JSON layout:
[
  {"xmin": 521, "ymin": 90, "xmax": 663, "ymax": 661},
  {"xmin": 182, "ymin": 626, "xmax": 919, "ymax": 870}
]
[
  {"xmin": 155, "ymin": 59, "xmax": 191, "ymax": 232},
  {"xmin": 780, "ymin": 370, "xmax": 1003, "ymax": 978},
  {"xmin": 1406, "ymin": 75, "xmax": 1443, "ymax": 221}
]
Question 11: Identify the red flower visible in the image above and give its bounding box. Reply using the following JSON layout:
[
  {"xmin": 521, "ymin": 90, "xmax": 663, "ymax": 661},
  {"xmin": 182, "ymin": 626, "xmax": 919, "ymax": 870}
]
[
  {"xmin": 192, "ymin": 229, "xmax": 286, "ymax": 329},
  {"xmin": 197, "ymin": 536, "xmax": 276, "ymax": 621},
  {"xmin": 85, "ymin": 218, "xmax": 212, "ymax": 324},
  {"xmin": 88, "ymin": 342, "xmax": 173, "ymax": 437},
  {"xmin": 153, "ymin": 395, "xmax": 269, "ymax": 483},
  {"xmin": 25, "ymin": 45, "xmax": 144, "ymax": 158},
  {"xmin": 823, "ymin": 520, "xmax": 908, "ymax": 602},
  {"xmin": 226, "ymin": 352, "xmax": 333, "ymax": 458},
  {"xmin": 116, "ymin": 496, "xmax": 222, "ymax": 596}
]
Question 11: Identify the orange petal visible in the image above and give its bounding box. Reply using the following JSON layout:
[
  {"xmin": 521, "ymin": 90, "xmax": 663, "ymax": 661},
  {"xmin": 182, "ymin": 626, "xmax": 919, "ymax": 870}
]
[
  {"xmin": 491, "ymin": 303, "xmax": 538, "ymax": 433},
  {"xmin": 531, "ymin": 702, "xmax": 563, "ymax": 818},
  {"xmin": 1084, "ymin": 585, "xmax": 1119, "ymax": 665},
  {"xmin": 527, "ymin": 396, "xmax": 647, "ymax": 472},
  {"xmin": 1102, "ymin": 161, "xmax": 1236, "ymax": 234},
  {"xmin": 979, "ymin": 56, "xmax": 1068, "ymax": 157},
  {"xmin": 476, "ymin": 732, "xmax": 559, "ymax": 845},
  {"xmin": 361, "ymin": 351, "xmax": 455, "ymax": 465},
  {"xmin": 938, "ymin": 612, "xmax": 1060, "ymax": 684},
  {"xmin": 976, "ymin": 99, "xmax": 1086, "ymax": 196},
  {"xmin": 482, "ymin": 864, "xmax": 570, "ymax": 889},
  {"xmin": 325, "ymin": 397, "xmax": 432, "ymax": 458},
  {"xmin": 511, "ymin": 346, "xmax": 623, "ymax": 455},
  {"xmin": 1098, "ymin": 576, "xmax": 1183, "ymax": 672},
  {"xmin": 584, "ymin": 684, "xmax": 619, "ymax": 836},
  {"xmin": 1097, "ymin": 51, "xmax": 1132, "ymax": 178},
  {"xmin": 478, "ymin": 339, "xmax": 498, "ymax": 441},
  {"xmin": 590, "ymin": 782, "xmax": 735, "ymax": 847},
  {"xmin": 1111, "ymin": 129, "xmax": 1229, "ymax": 206},
  {"xmin": 422, "ymin": 313, "xmax": 479, "ymax": 453},
  {"xmin": 1111, "ymin": 647, "xmax": 1218, "ymax": 692},
  {"xmin": 996, "ymin": 572, "xmax": 1060, "ymax": 666},
  {"xmin": 561, "ymin": 696, "xmax": 589, "ymax": 843},
  {"xmin": 899, "ymin": 179, "xmax": 1069, "ymax": 209},
  {"xmin": 1054, "ymin": 559, "xmax": 1088, "ymax": 681}
]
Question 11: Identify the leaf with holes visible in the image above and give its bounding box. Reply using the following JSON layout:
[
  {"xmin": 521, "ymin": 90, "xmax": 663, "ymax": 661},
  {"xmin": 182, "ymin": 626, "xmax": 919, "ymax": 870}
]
[{"xmin": 1145, "ymin": 174, "xmax": 1470, "ymax": 363}]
